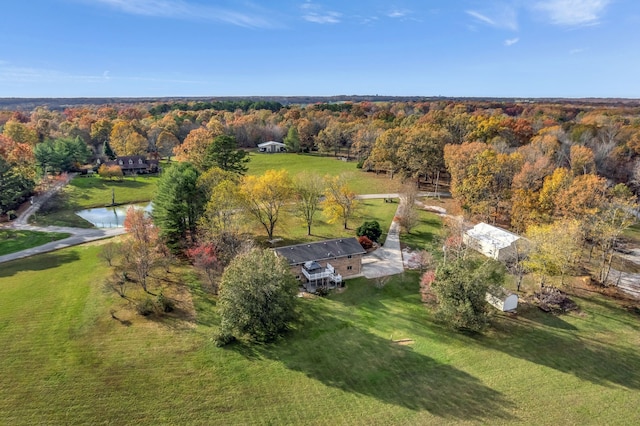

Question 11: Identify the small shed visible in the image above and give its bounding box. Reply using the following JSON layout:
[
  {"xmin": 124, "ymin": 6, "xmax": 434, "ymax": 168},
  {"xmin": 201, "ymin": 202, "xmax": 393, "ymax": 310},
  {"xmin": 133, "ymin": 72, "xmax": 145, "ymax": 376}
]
[
  {"xmin": 486, "ymin": 287, "xmax": 518, "ymax": 312},
  {"xmin": 463, "ymin": 222, "xmax": 521, "ymax": 262},
  {"xmin": 258, "ymin": 141, "xmax": 286, "ymax": 153}
]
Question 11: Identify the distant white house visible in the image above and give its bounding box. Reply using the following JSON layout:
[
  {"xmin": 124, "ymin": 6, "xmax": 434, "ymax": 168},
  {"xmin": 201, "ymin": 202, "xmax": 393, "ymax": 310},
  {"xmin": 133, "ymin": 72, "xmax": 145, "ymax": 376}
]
[
  {"xmin": 463, "ymin": 222, "xmax": 521, "ymax": 262},
  {"xmin": 258, "ymin": 141, "xmax": 286, "ymax": 153}
]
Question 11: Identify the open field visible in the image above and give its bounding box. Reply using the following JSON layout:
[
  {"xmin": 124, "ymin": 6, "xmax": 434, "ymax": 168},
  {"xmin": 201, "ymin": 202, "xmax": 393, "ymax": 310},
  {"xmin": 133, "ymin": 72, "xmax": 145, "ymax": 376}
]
[
  {"xmin": 1, "ymin": 244, "xmax": 639, "ymax": 424},
  {"xmin": 0, "ymin": 229, "xmax": 71, "ymax": 256},
  {"xmin": 247, "ymin": 152, "xmax": 404, "ymax": 194}
]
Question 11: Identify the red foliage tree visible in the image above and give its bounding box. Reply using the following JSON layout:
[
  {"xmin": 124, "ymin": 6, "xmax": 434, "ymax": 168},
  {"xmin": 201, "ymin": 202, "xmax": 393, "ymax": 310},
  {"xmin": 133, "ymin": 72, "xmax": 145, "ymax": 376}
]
[{"xmin": 186, "ymin": 243, "xmax": 221, "ymax": 293}]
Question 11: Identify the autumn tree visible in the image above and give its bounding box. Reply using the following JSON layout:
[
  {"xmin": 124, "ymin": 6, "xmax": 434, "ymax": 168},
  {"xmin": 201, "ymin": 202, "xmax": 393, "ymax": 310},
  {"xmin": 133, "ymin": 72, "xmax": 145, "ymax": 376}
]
[
  {"xmin": 323, "ymin": 174, "xmax": 359, "ymax": 229},
  {"xmin": 569, "ymin": 145, "xmax": 596, "ymax": 176},
  {"xmin": 186, "ymin": 242, "xmax": 221, "ymax": 293},
  {"xmin": 122, "ymin": 206, "xmax": 163, "ymax": 292},
  {"xmin": 217, "ymin": 248, "xmax": 298, "ymax": 344},
  {"xmin": 2, "ymin": 120, "xmax": 38, "ymax": 145},
  {"xmin": 199, "ymin": 178, "xmax": 243, "ymax": 237},
  {"xmin": 591, "ymin": 184, "xmax": 638, "ymax": 283},
  {"xmin": 109, "ymin": 121, "xmax": 148, "ymax": 156},
  {"xmin": 98, "ymin": 164, "xmax": 123, "ymax": 181},
  {"xmin": 90, "ymin": 118, "xmax": 113, "ymax": 151},
  {"xmin": 156, "ymin": 130, "xmax": 179, "ymax": 161},
  {"xmin": 524, "ymin": 219, "xmax": 583, "ymax": 286},
  {"xmin": 292, "ymin": 172, "xmax": 325, "ymax": 235},
  {"xmin": 173, "ymin": 127, "xmax": 218, "ymax": 171},
  {"xmin": 239, "ymin": 169, "xmax": 293, "ymax": 240}
]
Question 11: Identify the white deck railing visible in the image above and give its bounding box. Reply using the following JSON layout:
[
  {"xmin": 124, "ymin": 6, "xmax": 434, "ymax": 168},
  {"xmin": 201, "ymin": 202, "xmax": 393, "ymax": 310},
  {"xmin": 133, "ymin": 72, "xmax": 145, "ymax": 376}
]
[{"xmin": 302, "ymin": 263, "xmax": 342, "ymax": 284}]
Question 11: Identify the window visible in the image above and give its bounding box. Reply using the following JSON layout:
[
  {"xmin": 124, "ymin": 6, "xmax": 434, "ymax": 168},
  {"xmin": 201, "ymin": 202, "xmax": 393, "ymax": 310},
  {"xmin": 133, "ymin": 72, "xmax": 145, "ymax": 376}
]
[
  {"xmin": 347, "ymin": 255, "xmax": 352, "ymax": 259},
  {"xmin": 139, "ymin": 159, "xmax": 144, "ymax": 164},
  {"xmin": 128, "ymin": 159, "xmax": 133, "ymax": 165},
  {"xmin": 347, "ymin": 266, "xmax": 352, "ymax": 271}
]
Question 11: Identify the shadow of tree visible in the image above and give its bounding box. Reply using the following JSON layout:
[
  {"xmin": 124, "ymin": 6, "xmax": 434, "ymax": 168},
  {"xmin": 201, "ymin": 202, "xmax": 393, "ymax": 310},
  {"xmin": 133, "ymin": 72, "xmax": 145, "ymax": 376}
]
[
  {"xmin": 231, "ymin": 304, "xmax": 516, "ymax": 422},
  {"xmin": 516, "ymin": 304, "xmax": 579, "ymax": 331},
  {"xmin": 0, "ymin": 251, "xmax": 81, "ymax": 277},
  {"xmin": 478, "ymin": 316, "xmax": 640, "ymax": 390}
]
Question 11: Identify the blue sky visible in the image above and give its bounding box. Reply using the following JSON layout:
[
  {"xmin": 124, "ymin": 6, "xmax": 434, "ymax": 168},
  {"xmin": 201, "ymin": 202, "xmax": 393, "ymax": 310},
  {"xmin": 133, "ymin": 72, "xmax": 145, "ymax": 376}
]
[{"xmin": 0, "ymin": 0, "xmax": 638, "ymax": 98}]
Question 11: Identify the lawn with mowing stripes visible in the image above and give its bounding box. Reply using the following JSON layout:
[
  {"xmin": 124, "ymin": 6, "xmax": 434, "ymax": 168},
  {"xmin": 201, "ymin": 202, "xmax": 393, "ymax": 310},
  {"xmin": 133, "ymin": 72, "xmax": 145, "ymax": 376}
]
[
  {"xmin": 1, "ymin": 244, "xmax": 639, "ymax": 424},
  {"xmin": 247, "ymin": 152, "xmax": 402, "ymax": 194},
  {"xmin": 0, "ymin": 229, "xmax": 71, "ymax": 256}
]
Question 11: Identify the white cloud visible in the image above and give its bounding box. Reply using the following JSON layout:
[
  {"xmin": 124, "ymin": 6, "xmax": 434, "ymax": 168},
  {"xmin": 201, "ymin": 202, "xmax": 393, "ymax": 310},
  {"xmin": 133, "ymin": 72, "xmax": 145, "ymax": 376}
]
[
  {"xmin": 300, "ymin": 1, "xmax": 341, "ymax": 24},
  {"xmin": 466, "ymin": 5, "xmax": 518, "ymax": 31},
  {"xmin": 91, "ymin": 0, "xmax": 275, "ymax": 28},
  {"xmin": 388, "ymin": 9, "xmax": 410, "ymax": 18},
  {"xmin": 303, "ymin": 11, "xmax": 341, "ymax": 24},
  {"xmin": 504, "ymin": 37, "xmax": 520, "ymax": 46},
  {"xmin": 534, "ymin": 0, "xmax": 611, "ymax": 26}
]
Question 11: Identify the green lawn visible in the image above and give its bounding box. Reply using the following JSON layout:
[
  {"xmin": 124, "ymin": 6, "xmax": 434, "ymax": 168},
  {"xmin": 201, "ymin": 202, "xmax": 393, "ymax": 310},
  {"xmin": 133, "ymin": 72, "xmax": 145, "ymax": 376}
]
[
  {"xmin": 30, "ymin": 174, "xmax": 160, "ymax": 228},
  {"xmin": 248, "ymin": 152, "xmax": 403, "ymax": 194},
  {"xmin": 0, "ymin": 229, "xmax": 71, "ymax": 256},
  {"xmin": 400, "ymin": 210, "xmax": 444, "ymax": 253},
  {"xmin": 1, "ymin": 245, "xmax": 639, "ymax": 424},
  {"xmin": 623, "ymin": 222, "xmax": 640, "ymax": 244},
  {"xmin": 251, "ymin": 198, "xmax": 400, "ymax": 247}
]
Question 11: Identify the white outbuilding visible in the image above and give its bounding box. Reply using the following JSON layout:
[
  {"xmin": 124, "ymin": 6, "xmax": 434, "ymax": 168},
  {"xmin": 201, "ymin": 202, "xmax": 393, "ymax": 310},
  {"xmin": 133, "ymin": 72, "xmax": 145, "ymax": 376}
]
[
  {"xmin": 258, "ymin": 141, "xmax": 286, "ymax": 153},
  {"xmin": 486, "ymin": 287, "xmax": 518, "ymax": 312},
  {"xmin": 463, "ymin": 222, "xmax": 521, "ymax": 262}
]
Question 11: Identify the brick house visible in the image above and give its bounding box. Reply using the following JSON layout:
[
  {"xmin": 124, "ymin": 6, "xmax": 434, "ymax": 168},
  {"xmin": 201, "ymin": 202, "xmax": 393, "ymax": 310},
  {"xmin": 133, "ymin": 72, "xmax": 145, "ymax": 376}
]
[{"xmin": 274, "ymin": 238, "xmax": 366, "ymax": 293}]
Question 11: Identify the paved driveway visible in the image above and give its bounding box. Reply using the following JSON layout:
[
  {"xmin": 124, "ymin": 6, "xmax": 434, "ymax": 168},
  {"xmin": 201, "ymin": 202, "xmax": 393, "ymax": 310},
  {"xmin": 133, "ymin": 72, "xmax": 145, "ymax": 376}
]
[{"xmin": 362, "ymin": 204, "xmax": 405, "ymax": 279}]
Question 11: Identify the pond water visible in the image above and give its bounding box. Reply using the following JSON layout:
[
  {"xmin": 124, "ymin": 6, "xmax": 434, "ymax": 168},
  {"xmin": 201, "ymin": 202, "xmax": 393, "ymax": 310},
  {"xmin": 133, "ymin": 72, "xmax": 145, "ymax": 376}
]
[{"xmin": 75, "ymin": 203, "xmax": 152, "ymax": 228}]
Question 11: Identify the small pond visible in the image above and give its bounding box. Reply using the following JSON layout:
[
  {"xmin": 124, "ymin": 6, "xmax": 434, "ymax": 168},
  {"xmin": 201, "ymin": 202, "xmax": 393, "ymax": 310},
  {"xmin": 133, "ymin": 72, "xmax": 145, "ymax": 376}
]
[{"xmin": 75, "ymin": 203, "xmax": 152, "ymax": 228}]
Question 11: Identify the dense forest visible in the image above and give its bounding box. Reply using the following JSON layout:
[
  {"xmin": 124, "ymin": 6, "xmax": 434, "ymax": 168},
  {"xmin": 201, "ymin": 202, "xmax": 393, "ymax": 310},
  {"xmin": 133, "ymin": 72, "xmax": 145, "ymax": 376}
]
[{"xmin": 1, "ymin": 98, "xmax": 639, "ymax": 233}]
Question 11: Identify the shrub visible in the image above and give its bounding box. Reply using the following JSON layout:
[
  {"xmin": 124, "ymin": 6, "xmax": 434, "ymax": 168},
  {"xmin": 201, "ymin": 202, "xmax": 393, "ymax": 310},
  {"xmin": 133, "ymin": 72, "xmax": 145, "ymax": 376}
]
[
  {"xmin": 358, "ymin": 235, "xmax": 374, "ymax": 250},
  {"xmin": 137, "ymin": 297, "xmax": 156, "ymax": 316},
  {"xmin": 157, "ymin": 293, "xmax": 175, "ymax": 313},
  {"xmin": 356, "ymin": 220, "xmax": 382, "ymax": 242}
]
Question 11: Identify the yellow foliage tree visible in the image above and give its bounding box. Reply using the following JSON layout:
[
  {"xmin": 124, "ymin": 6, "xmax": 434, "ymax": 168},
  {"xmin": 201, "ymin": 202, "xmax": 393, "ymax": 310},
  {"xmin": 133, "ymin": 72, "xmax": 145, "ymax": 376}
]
[
  {"xmin": 109, "ymin": 121, "xmax": 147, "ymax": 156},
  {"xmin": 322, "ymin": 174, "xmax": 359, "ymax": 230},
  {"xmin": 240, "ymin": 169, "xmax": 293, "ymax": 240}
]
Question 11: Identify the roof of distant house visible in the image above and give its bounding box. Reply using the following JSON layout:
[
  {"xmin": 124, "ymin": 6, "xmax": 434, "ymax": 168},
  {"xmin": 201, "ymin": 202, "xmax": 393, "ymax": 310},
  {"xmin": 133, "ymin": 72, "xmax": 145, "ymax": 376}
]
[
  {"xmin": 466, "ymin": 222, "xmax": 520, "ymax": 249},
  {"xmin": 274, "ymin": 237, "xmax": 366, "ymax": 265},
  {"xmin": 258, "ymin": 141, "xmax": 285, "ymax": 147}
]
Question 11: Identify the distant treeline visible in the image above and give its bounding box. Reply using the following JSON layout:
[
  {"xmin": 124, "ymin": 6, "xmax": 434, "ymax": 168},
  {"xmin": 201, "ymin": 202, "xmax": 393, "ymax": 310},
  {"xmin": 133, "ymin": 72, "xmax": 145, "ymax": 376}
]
[{"xmin": 149, "ymin": 100, "xmax": 284, "ymax": 115}]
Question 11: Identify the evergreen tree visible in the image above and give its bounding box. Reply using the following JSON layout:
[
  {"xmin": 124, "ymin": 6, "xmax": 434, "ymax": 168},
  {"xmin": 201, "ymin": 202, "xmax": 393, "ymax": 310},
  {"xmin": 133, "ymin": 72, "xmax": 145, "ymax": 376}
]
[
  {"xmin": 284, "ymin": 126, "xmax": 300, "ymax": 152},
  {"xmin": 152, "ymin": 162, "xmax": 206, "ymax": 250},
  {"xmin": 203, "ymin": 135, "xmax": 249, "ymax": 175}
]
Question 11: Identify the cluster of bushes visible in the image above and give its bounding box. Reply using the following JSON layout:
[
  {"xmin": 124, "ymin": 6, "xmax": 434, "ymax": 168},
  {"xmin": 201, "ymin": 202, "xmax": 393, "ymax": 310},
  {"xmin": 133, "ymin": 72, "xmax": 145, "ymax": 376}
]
[{"xmin": 136, "ymin": 293, "xmax": 175, "ymax": 316}]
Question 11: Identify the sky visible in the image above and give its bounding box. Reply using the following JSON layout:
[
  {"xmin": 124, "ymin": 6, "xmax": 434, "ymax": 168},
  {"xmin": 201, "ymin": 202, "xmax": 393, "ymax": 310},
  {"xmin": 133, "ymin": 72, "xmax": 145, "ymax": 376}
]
[{"xmin": 0, "ymin": 0, "xmax": 638, "ymax": 98}]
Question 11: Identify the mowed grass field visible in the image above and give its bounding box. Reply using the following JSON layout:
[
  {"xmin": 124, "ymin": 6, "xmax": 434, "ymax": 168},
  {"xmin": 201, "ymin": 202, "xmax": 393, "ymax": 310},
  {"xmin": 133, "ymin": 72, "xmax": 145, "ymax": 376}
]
[
  {"xmin": 1, "ymin": 244, "xmax": 640, "ymax": 424},
  {"xmin": 0, "ymin": 229, "xmax": 71, "ymax": 256},
  {"xmin": 247, "ymin": 152, "xmax": 402, "ymax": 194}
]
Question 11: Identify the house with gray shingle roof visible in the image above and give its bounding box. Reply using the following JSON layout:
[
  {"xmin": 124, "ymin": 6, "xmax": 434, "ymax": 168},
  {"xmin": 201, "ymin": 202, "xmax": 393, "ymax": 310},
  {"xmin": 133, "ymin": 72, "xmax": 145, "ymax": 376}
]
[{"xmin": 274, "ymin": 237, "xmax": 365, "ymax": 292}]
